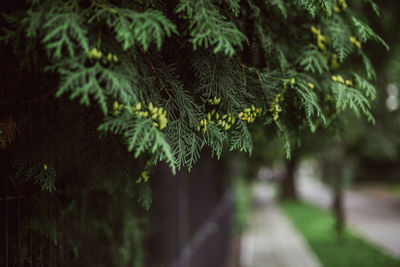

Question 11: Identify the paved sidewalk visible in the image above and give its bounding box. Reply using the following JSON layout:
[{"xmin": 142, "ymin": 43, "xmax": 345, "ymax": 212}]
[
  {"xmin": 240, "ymin": 182, "xmax": 321, "ymax": 267},
  {"xmin": 297, "ymin": 166, "xmax": 400, "ymax": 259}
]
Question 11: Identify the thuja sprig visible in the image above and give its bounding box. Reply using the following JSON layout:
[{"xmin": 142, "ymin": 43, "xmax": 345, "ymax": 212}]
[
  {"xmin": 349, "ymin": 36, "xmax": 362, "ymax": 49},
  {"xmin": 269, "ymin": 79, "xmax": 293, "ymax": 121},
  {"xmin": 238, "ymin": 105, "xmax": 262, "ymax": 123},
  {"xmin": 113, "ymin": 101, "xmax": 168, "ymax": 130},
  {"xmin": 196, "ymin": 110, "xmax": 238, "ymax": 134},
  {"xmin": 208, "ymin": 96, "xmax": 222, "ymax": 105},
  {"xmin": 311, "ymin": 26, "xmax": 330, "ymax": 51},
  {"xmin": 87, "ymin": 47, "xmax": 120, "ymax": 67},
  {"xmin": 269, "ymin": 94, "xmax": 284, "ymax": 121},
  {"xmin": 334, "ymin": 0, "xmax": 348, "ymax": 13},
  {"xmin": 197, "ymin": 118, "xmax": 208, "ymax": 134},
  {"xmin": 331, "ymin": 75, "xmax": 353, "ymax": 86}
]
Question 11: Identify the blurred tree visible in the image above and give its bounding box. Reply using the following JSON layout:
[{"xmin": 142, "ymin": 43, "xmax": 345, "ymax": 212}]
[{"xmin": 334, "ymin": 0, "xmax": 400, "ymax": 184}]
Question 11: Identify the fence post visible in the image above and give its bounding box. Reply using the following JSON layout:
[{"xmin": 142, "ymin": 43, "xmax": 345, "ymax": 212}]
[{"xmin": 4, "ymin": 175, "xmax": 9, "ymax": 267}]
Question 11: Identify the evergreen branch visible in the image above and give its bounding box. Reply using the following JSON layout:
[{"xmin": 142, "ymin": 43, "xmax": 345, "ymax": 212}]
[
  {"xmin": 53, "ymin": 59, "xmax": 138, "ymax": 114},
  {"xmin": 203, "ymin": 123, "xmax": 227, "ymax": 158},
  {"xmin": 176, "ymin": 0, "xmax": 247, "ymax": 56},
  {"xmin": 98, "ymin": 8, "xmax": 178, "ymax": 51},
  {"xmin": 351, "ymin": 17, "xmax": 389, "ymax": 50},
  {"xmin": 98, "ymin": 114, "xmax": 176, "ymax": 173},
  {"xmin": 229, "ymin": 121, "xmax": 253, "ymax": 154},
  {"xmin": 42, "ymin": 6, "xmax": 89, "ymax": 59},
  {"xmin": 297, "ymin": 44, "xmax": 329, "ymax": 74}
]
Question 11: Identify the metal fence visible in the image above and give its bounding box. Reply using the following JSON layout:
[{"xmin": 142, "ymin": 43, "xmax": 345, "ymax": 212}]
[{"xmin": 1, "ymin": 154, "xmax": 236, "ymax": 267}]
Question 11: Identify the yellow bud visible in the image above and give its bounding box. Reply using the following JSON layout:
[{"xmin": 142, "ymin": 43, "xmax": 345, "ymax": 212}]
[
  {"xmin": 318, "ymin": 40, "xmax": 326, "ymax": 51},
  {"xmin": 332, "ymin": 75, "xmax": 338, "ymax": 82},
  {"xmin": 216, "ymin": 113, "xmax": 220, "ymax": 120},
  {"xmin": 158, "ymin": 108, "xmax": 163, "ymax": 116},
  {"xmin": 345, "ymin": 80, "xmax": 353, "ymax": 86},
  {"xmin": 337, "ymin": 75, "xmax": 344, "ymax": 84},
  {"xmin": 152, "ymin": 113, "xmax": 158, "ymax": 120},
  {"xmin": 136, "ymin": 102, "xmax": 142, "ymax": 110},
  {"xmin": 290, "ymin": 77, "xmax": 295, "ymax": 84},
  {"xmin": 96, "ymin": 50, "xmax": 102, "ymax": 59},
  {"xmin": 148, "ymin": 102, "xmax": 153, "ymax": 111},
  {"xmin": 311, "ymin": 26, "xmax": 320, "ymax": 35},
  {"xmin": 308, "ymin": 83, "xmax": 314, "ymax": 89},
  {"xmin": 207, "ymin": 113, "xmax": 211, "ymax": 120},
  {"xmin": 112, "ymin": 54, "xmax": 119, "ymax": 63},
  {"xmin": 251, "ymin": 105, "xmax": 255, "ymax": 111},
  {"xmin": 244, "ymin": 108, "xmax": 251, "ymax": 113},
  {"xmin": 43, "ymin": 164, "xmax": 47, "ymax": 171},
  {"xmin": 222, "ymin": 114, "xmax": 227, "ymax": 119},
  {"xmin": 107, "ymin": 53, "xmax": 112, "ymax": 61},
  {"xmin": 211, "ymin": 109, "xmax": 216, "ymax": 116},
  {"xmin": 238, "ymin": 112, "xmax": 243, "ymax": 118},
  {"xmin": 152, "ymin": 107, "xmax": 158, "ymax": 114},
  {"xmin": 88, "ymin": 48, "xmax": 97, "ymax": 58},
  {"xmin": 200, "ymin": 119, "xmax": 204, "ymax": 126},
  {"xmin": 113, "ymin": 100, "xmax": 119, "ymax": 110},
  {"xmin": 159, "ymin": 118, "xmax": 168, "ymax": 130}
]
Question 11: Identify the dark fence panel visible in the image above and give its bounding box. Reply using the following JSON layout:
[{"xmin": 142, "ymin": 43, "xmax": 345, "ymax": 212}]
[{"xmin": 148, "ymin": 153, "xmax": 233, "ymax": 267}]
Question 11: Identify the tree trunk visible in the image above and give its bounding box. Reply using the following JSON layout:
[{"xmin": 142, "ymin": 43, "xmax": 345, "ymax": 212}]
[
  {"xmin": 332, "ymin": 172, "xmax": 345, "ymax": 241},
  {"xmin": 280, "ymin": 152, "xmax": 298, "ymax": 200},
  {"xmin": 320, "ymin": 156, "xmax": 346, "ymax": 241}
]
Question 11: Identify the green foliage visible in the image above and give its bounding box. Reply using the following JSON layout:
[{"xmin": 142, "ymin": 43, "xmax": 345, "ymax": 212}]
[
  {"xmin": 95, "ymin": 8, "xmax": 178, "ymax": 51},
  {"xmin": 98, "ymin": 114, "xmax": 176, "ymax": 173},
  {"xmin": 41, "ymin": 5, "xmax": 89, "ymax": 59},
  {"xmin": 298, "ymin": 44, "xmax": 330, "ymax": 75},
  {"xmin": 54, "ymin": 59, "xmax": 138, "ymax": 114},
  {"xmin": 176, "ymin": 0, "xmax": 247, "ymax": 56},
  {"xmin": 351, "ymin": 16, "xmax": 388, "ymax": 50},
  {"xmin": 2, "ymin": 0, "xmax": 385, "ymax": 174}
]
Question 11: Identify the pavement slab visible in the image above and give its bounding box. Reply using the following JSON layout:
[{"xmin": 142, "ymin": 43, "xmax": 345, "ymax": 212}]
[{"xmin": 240, "ymin": 182, "xmax": 321, "ymax": 267}]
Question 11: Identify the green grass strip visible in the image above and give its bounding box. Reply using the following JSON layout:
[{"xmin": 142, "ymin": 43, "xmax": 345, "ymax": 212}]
[{"xmin": 281, "ymin": 201, "xmax": 400, "ymax": 267}]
